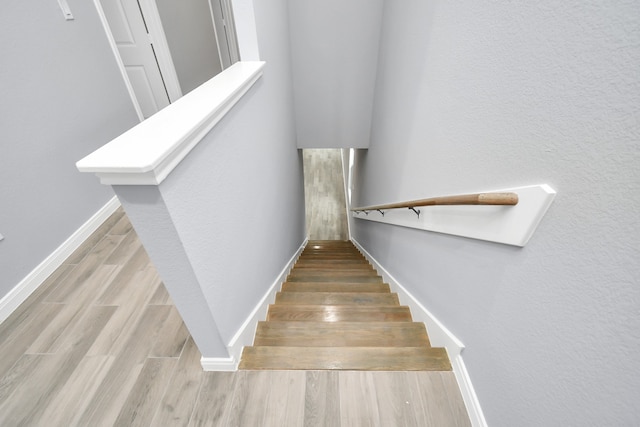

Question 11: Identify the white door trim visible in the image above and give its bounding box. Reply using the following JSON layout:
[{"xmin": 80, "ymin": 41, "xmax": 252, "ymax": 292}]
[
  {"xmin": 208, "ymin": 0, "xmax": 230, "ymax": 69},
  {"xmin": 137, "ymin": 0, "xmax": 183, "ymax": 102},
  {"xmin": 93, "ymin": 0, "xmax": 183, "ymax": 119},
  {"xmin": 219, "ymin": 0, "xmax": 240, "ymax": 64},
  {"xmin": 93, "ymin": 0, "xmax": 145, "ymax": 122}
]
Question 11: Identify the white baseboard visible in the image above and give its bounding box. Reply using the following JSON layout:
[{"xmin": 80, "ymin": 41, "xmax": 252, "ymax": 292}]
[
  {"xmin": 351, "ymin": 238, "xmax": 488, "ymax": 427},
  {"xmin": 200, "ymin": 356, "xmax": 237, "ymax": 372},
  {"xmin": 0, "ymin": 196, "xmax": 121, "ymax": 325},
  {"xmin": 200, "ymin": 238, "xmax": 308, "ymax": 371}
]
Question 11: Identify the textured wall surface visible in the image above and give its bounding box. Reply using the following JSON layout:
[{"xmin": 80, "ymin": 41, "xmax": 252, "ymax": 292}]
[
  {"xmin": 352, "ymin": 0, "xmax": 640, "ymax": 425},
  {"xmin": 0, "ymin": 1, "xmax": 139, "ymax": 298},
  {"xmin": 115, "ymin": 0, "xmax": 305, "ymax": 356},
  {"xmin": 288, "ymin": 0, "xmax": 384, "ymax": 148}
]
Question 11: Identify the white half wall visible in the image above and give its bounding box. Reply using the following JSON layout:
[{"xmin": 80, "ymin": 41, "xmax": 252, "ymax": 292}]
[{"xmin": 98, "ymin": 0, "xmax": 306, "ymax": 359}]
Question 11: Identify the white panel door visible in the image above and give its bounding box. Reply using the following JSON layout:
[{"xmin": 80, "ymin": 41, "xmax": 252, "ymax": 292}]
[{"xmin": 100, "ymin": 0, "xmax": 170, "ymax": 118}]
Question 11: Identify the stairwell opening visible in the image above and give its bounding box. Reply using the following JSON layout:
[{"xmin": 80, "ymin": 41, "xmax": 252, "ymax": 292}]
[{"xmin": 302, "ymin": 149, "xmax": 349, "ymax": 240}]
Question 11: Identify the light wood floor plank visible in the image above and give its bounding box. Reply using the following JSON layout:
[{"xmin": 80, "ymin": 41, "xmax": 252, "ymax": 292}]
[
  {"xmin": 372, "ymin": 372, "xmax": 422, "ymax": 427},
  {"xmin": 224, "ymin": 371, "xmax": 273, "ymax": 426},
  {"xmin": 0, "ymin": 305, "xmax": 116, "ymax": 426},
  {"xmin": 339, "ymin": 371, "xmax": 381, "ymax": 427},
  {"xmin": 414, "ymin": 372, "xmax": 472, "ymax": 427},
  {"xmin": 114, "ymin": 357, "xmax": 179, "ymax": 427},
  {"xmin": 64, "ymin": 208, "xmax": 125, "ymax": 265},
  {"xmin": 96, "ymin": 245, "xmax": 151, "ymax": 304},
  {"xmin": 43, "ymin": 235, "xmax": 124, "ymax": 303},
  {"xmin": 262, "ymin": 371, "xmax": 306, "ymax": 427},
  {"xmin": 152, "ymin": 337, "xmax": 204, "ymax": 426},
  {"xmin": 88, "ymin": 269, "xmax": 162, "ymax": 357},
  {"xmin": 0, "ymin": 263, "xmax": 73, "ymax": 339},
  {"xmin": 151, "ymin": 305, "xmax": 189, "ymax": 357},
  {"xmin": 188, "ymin": 372, "xmax": 237, "ymax": 427},
  {"xmin": 304, "ymin": 371, "xmax": 341, "ymax": 427},
  {"xmin": 148, "ymin": 272, "xmax": 173, "ymax": 305},
  {"xmin": 38, "ymin": 355, "xmax": 116, "ymax": 427},
  {"xmin": 109, "ymin": 213, "xmax": 134, "ymax": 235},
  {"xmin": 27, "ymin": 265, "xmax": 120, "ymax": 354},
  {"xmin": 0, "ymin": 303, "xmax": 64, "ymax": 376},
  {"xmin": 105, "ymin": 229, "xmax": 143, "ymax": 265},
  {"xmin": 78, "ymin": 305, "xmax": 172, "ymax": 426}
]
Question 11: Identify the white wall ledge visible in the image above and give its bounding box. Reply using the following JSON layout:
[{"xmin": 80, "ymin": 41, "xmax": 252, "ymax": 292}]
[
  {"xmin": 76, "ymin": 61, "xmax": 265, "ymax": 185},
  {"xmin": 353, "ymin": 184, "xmax": 556, "ymax": 247}
]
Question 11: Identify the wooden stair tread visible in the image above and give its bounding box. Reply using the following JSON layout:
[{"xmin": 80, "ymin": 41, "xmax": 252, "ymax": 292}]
[
  {"xmin": 293, "ymin": 262, "xmax": 373, "ymax": 269},
  {"xmin": 275, "ymin": 291, "xmax": 399, "ymax": 305},
  {"xmin": 286, "ymin": 275, "xmax": 383, "ymax": 283},
  {"xmin": 298, "ymin": 256, "xmax": 366, "ymax": 261},
  {"xmin": 281, "ymin": 282, "xmax": 390, "ymax": 293},
  {"xmin": 266, "ymin": 305, "xmax": 413, "ymax": 322},
  {"xmin": 289, "ymin": 268, "xmax": 378, "ymax": 275},
  {"xmin": 254, "ymin": 321, "xmax": 430, "ymax": 347},
  {"xmin": 239, "ymin": 346, "xmax": 452, "ymax": 371}
]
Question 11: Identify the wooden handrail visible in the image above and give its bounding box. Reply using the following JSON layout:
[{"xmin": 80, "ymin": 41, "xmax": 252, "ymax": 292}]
[{"xmin": 351, "ymin": 192, "xmax": 518, "ymax": 212}]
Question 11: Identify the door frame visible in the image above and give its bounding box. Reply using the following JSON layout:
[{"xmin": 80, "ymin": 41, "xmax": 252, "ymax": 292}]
[
  {"xmin": 137, "ymin": 0, "xmax": 183, "ymax": 102},
  {"xmin": 93, "ymin": 0, "xmax": 183, "ymax": 122},
  {"xmin": 209, "ymin": 0, "xmax": 240, "ymax": 68}
]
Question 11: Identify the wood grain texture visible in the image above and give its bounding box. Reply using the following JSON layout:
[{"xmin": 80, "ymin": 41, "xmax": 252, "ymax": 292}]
[
  {"xmin": 267, "ymin": 305, "xmax": 413, "ymax": 322},
  {"xmin": 152, "ymin": 337, "xmax": 203, "ymax": 426},
  {"xmin": 239, "ymin": 347, "xmax": 452, "ymax": 371},
  {"xmin": 114, "ymin": 357, "xmax": 178, "ymax": 426},
  {"xmin": 339, "ymin": 371, "xmax": 381, "ymax": 426},
  {"xmin": 281, "ymin": 282, "xmax": 391, "ymax": 293},
  {"xmin": 254, "ymin": 321, "xmax": 430, "ymax": 347},
  {"xmin": 275, "ymin": 291, "xmax": 400, "ymax": 305},
  {"xmin": 304, "ymin": 370, "xmax": 340, "ymax": 427},
  {"xmin": 0, "ymin": 211, "xmax": 470, "ymax": 426}
]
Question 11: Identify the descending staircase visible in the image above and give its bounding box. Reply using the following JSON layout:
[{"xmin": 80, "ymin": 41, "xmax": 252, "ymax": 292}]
[{"xmin": 239, "ymin": 240, "xmax": 451, "ymax": 371}]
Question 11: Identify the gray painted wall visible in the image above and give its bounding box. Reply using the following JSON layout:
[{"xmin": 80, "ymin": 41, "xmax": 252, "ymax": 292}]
[
  {"xmin": 288, "ymin": 0, "xmax": 384, "ymax": 149},
  {"xmin": 352, "ymin": 0, "xmax": 640, "ymax": 425},
  {"xmin": 0, "ymin": 1, "xmax": 139, "ymax": 298},
  {"xmin": 155, "ymin": 0, "xmax": 223, "ymax": 95},
  {"xmin": 115, "ymin": 0, "xmax": 305, "ymax": 356}
]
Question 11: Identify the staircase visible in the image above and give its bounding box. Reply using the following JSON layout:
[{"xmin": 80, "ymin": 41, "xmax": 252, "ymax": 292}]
[{"xmin": 239, "ymin": 240, "xmax": 451, "ymax": 370}]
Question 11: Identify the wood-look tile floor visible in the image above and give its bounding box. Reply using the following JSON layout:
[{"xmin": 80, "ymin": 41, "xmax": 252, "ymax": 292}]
[
  {"xmin": 303, "ymin": 149, "xmax": 349, "ymax": 241},
  {"xmin": 0, "ymin": 209, "xmax": 470, "ymax": 426}
]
